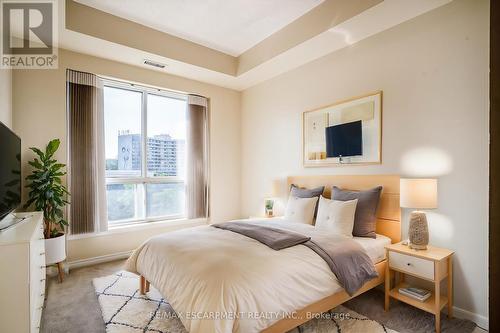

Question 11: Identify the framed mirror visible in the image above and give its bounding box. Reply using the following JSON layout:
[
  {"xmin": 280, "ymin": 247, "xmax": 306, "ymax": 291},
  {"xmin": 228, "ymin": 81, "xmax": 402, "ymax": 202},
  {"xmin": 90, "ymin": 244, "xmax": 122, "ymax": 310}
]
[{"xmin": 303, "ymin": 91, "xmax": 382, "ymax": 167}]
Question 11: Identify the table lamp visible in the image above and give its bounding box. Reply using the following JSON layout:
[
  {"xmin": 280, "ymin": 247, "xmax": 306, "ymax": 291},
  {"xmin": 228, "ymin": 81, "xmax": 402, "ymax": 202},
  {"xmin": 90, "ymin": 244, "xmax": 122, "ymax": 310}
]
[{"xmin": 400, "ymin": 178, "xmax": 438, "ymax": 250}]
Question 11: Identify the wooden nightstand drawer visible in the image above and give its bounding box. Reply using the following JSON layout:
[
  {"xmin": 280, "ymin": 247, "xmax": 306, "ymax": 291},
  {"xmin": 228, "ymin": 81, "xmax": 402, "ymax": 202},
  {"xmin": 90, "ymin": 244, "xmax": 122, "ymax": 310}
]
[{"xmin": 389, "ymin": 251, "xmax": 434, "ymax": 280}]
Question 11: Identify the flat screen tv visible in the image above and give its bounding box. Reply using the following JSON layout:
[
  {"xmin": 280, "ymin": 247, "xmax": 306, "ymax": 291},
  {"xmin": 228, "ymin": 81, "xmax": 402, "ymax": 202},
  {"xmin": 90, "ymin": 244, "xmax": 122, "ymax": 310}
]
[
  {"xmin": 0, "ymin": 121, "xmax": 21, "ymax": 224},
  {"xmin": 325, "ymin": 120, "xmax": 363, "ymax": 158}
]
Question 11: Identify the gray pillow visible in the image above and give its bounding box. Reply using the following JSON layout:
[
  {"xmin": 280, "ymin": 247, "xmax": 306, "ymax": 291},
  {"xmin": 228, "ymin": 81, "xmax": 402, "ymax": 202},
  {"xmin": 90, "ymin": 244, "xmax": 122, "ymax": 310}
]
[
  {"xmin": 290, "ymin": 184, "xmax": 324, "ymax": 217},
  {"xmin": 332, "ymin": 186, "xmax": 383, "ymax": 238}
]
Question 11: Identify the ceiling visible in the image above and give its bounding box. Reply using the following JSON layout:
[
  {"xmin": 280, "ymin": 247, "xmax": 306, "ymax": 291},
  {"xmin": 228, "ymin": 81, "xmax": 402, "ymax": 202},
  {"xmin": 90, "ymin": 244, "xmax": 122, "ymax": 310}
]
[
  {"xmin": 55, "ymin": 0, "xmax": 452, "ymax": 91},
  {"xmin": 74, "ymin": 0, "xmax": 324, "ymax": 56}
]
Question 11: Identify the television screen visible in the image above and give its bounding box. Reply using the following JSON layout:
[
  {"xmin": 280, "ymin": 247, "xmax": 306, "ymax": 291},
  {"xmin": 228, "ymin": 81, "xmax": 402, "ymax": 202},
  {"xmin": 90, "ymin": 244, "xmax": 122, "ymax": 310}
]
[
  {"xmin": 325, "ymin": 120, "xmax": 363, "ymax": 158},
  {"xmin": 0, "ymin": 122, "xmax": 21, "ymax": 222}
]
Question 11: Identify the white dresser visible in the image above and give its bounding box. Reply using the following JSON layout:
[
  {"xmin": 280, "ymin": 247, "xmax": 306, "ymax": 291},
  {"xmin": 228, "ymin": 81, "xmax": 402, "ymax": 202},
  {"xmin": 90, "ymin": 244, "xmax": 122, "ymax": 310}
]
[{"xmin": 0, "ymin": 212, "xmax": 46, "ymax": 333}]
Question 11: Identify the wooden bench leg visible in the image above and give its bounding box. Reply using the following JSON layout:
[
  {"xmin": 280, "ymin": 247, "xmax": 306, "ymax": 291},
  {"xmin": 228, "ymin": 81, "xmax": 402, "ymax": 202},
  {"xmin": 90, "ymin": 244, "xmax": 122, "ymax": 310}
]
[
  {"xmin": 140, "ymin": 275, "xmax": 145, "ymax": 295},
  {"xmin": 57, "ymin": 262, "xmax": 64, "ymax": 283}
]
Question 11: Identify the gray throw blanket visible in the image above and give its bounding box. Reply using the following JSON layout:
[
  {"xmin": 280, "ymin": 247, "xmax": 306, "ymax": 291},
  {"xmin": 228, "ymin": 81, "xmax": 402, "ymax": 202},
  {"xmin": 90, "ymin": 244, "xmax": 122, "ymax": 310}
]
[
  {"xmin": 212, "ymin": 222, "xmax": 378, "ymax": 296},
  {"xmin": 212, "ymin": 221, "xmax": 311, "ymax": 250}
]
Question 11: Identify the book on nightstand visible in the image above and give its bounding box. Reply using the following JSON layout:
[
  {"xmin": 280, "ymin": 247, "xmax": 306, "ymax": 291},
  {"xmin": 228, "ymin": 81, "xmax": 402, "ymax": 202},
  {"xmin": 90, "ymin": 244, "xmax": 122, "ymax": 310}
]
[{"xmin": 398, "ymin": 287, "xmax": 431, "ymax": 302}]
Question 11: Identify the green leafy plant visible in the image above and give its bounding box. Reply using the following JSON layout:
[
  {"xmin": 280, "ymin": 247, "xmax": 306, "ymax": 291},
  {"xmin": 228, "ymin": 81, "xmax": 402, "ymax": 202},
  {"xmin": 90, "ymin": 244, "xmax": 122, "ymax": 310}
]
[
  {"xmin": 24, "ymin": 139, "xmax": 69, "ymax": 238},
  {"xmin": 265, "ymin": 199, "xmax": 274, "ymax": 210}
]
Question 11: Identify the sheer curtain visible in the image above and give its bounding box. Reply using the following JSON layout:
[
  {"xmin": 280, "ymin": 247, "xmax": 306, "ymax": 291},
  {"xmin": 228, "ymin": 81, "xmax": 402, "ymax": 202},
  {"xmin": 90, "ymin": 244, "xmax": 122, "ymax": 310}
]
[
  {"xmin": 186, "ymin": 95, "xmax": 209, "ymax": 219},
  {"xmin": 66, "ymin": 69, "xmax": 107, "ymax": 234}
]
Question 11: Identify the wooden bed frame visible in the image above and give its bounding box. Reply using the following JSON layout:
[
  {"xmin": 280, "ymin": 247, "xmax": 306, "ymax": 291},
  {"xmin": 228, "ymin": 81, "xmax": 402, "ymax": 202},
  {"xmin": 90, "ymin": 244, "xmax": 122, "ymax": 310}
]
[{"xmin": 140, "ymin": 174, "xmax": 401, "ymax": 333}]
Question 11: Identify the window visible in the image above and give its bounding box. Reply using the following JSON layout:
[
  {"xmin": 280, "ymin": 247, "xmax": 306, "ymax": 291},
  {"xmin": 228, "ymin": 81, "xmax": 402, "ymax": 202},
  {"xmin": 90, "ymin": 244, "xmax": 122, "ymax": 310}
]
[{"xmin": 103, "ymin": 82, "xmax": 187, "ymax": 225}]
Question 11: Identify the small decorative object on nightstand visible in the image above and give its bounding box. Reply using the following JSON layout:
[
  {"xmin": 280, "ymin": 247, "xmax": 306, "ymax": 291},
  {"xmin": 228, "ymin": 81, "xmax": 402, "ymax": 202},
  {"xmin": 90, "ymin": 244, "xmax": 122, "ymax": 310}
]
[
  {"xmin": 264, "ymin": 198, "xmax": 275, "ymax": 217},
  {"xmin": 400, "ymin": 178, "xmax": 438, "ymax": 250},
  {"xmin": 264, "ymin": 179, "xmax": 283, "ymax": 217},
  {"xmin": 385, "ymin": 242, "xmax": 454, "ymax": 333}
]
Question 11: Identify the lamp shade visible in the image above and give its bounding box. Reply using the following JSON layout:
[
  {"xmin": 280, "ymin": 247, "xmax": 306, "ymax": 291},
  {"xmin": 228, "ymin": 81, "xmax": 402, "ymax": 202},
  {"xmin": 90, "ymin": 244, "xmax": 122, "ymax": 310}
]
[
  {"xmin": 400, "ymin": 178, "xmax": 437, "ymax": 209},
  {"xmin": 266, "ymin": 179, "xmax": 285, "ymax": 199}
]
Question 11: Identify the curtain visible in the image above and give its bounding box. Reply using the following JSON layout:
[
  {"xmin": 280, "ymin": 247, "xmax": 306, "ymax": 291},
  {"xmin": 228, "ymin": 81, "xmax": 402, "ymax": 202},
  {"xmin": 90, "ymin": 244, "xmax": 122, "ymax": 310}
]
[
  {"xmin": 186, "ymin": 95, "xmax": 209, "ymax": 219},
  {"xmin": 66, "ymin": 69, "xmax": 107, "ymax": 234}
]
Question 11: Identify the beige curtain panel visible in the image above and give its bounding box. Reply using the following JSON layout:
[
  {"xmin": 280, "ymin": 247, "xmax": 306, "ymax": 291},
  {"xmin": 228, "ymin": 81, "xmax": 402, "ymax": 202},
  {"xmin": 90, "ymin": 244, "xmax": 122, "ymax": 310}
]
[
  {"xmin": 186, "ymin": 95, "xmax": 209, "ymax": 219},
  {"xmin": 66, "ymin": 69, "xmax": 106, "ymax": 234}
]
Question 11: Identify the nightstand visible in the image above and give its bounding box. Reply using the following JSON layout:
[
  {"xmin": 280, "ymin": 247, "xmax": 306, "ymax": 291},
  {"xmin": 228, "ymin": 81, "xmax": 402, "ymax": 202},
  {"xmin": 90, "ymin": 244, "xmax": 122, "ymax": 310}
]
[{"xmin": 384, "ymin": 242, "xmax": 454, "ymax": 333}]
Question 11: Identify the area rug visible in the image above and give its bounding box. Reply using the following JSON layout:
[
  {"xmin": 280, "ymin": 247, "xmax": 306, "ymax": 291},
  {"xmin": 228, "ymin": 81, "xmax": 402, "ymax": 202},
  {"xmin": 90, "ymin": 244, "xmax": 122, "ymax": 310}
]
[{"xmin": 93, "ymin": 271, "xmax": 398, "ymax": 333}]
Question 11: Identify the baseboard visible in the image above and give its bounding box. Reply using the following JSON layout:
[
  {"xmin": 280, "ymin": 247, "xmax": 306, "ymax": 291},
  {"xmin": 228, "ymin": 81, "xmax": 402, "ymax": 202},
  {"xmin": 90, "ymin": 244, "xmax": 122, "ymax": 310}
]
[
  {"xmin": 66, "ymin": 251, "xmax": 133, "ymax": 271},
  {"xmin": 453, "ymin": 305, "xmax": 489, "ymax": 330}
]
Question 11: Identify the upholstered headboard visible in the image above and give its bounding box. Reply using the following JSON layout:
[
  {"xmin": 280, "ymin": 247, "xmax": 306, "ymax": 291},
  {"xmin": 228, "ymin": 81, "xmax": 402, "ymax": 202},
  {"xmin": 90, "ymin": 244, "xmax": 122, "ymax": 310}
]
[{"xmin": 287, "ymin": 174, "xmax": 401, "ymax": 243}]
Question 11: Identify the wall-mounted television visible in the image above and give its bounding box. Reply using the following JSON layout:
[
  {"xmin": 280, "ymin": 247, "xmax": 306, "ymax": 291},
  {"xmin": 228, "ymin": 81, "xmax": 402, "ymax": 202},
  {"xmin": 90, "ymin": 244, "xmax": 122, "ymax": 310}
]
[
  {"xmin": 325, "ymin": 120, "xmax": 363, "ymax": 158},
  {"xmin": 0, "ymin": 121, "xmax": 21, "ymax": 228}
]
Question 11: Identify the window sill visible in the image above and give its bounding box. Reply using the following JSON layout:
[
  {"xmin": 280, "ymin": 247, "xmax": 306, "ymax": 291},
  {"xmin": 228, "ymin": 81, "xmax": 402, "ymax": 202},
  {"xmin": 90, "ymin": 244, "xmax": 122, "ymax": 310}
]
[{"xmin": 67, "ymin": 217, "xmax": 207, "ymax": 240}]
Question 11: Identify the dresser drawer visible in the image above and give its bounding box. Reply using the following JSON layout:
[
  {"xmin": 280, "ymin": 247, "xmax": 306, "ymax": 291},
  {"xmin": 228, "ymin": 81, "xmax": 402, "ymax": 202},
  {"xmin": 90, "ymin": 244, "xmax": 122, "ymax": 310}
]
[{"xmin": 389, "ymin": 251, "xmax": 434, "ymax": 280}]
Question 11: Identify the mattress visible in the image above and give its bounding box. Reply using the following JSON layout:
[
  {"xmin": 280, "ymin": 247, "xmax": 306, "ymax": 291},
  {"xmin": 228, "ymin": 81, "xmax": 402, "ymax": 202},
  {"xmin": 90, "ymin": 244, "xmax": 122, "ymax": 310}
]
[{"xmin": 354, "ymin": 234, "xmax": 392, "ymax": 264}]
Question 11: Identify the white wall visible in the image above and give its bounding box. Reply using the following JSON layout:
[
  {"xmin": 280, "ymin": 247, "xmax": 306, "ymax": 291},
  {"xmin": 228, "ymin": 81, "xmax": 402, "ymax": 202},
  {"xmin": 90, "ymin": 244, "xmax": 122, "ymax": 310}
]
[
  {"xmin": 12, "ymin": 48, "xmax": 241, "ymax": 261},
  {"xmin": 241, "ymin": 0, "xmax": 488, "ymax": 325},
  {"xmin": 0, "ymin": 69, "xmax": 12, "ymax": 128}
]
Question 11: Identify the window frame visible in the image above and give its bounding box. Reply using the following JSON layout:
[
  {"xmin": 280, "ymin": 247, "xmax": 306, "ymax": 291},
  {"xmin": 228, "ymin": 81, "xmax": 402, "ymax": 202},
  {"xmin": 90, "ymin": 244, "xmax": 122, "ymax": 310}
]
[{"xmin": 103, "ymin": 79, "xmax": 188, "ymax": 226}]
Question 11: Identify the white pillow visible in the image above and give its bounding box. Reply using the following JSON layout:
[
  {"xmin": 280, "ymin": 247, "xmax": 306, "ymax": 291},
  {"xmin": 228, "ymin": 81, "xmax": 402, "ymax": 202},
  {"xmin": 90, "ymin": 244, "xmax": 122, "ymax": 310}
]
[
  {"xmin": 284, "ymin": 196, "xmax": 319, "ymax": 225},
  {"xmin": 315, "ymin": 196, "xmax": 358, "ymax": 237}
]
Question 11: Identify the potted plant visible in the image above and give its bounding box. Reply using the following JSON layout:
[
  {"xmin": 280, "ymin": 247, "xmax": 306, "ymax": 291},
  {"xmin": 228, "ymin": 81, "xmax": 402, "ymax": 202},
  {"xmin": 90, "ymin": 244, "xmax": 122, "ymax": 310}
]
[
  {"xmin": 265, "ymin": 198, "xmax": 275, "ymax": 217},
  {"xmin": 24, "ymin": 139, "xmax": 69, "ymax": 282}
]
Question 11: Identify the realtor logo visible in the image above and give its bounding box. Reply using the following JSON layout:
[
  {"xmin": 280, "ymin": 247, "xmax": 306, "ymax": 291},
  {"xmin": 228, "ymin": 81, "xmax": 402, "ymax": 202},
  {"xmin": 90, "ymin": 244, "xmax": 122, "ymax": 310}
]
[{"xmin": 1, "ymin": 0, "xmax": 58, "ymax": 69}]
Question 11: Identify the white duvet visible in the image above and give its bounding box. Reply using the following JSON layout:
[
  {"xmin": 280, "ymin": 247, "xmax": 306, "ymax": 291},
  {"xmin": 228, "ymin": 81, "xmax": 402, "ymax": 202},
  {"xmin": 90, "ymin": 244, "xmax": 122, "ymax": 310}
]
[{"xmin": 125, "ymin": 219, "xmax": 385, "ymax": 333}]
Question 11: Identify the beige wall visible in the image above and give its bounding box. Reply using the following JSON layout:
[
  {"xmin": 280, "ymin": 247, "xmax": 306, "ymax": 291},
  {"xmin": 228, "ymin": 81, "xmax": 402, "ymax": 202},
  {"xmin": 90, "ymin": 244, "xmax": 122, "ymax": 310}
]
[
  {"xmin": 241, "ymin": 0, "xmax": 488, "ymax": 324},
  {"xmin": 0, "ymin": 69, "xmax": 12, "ymax": 128},
  {"xmin": 12, "ymin": 48, "xmax": 241, "ymax": 261}
]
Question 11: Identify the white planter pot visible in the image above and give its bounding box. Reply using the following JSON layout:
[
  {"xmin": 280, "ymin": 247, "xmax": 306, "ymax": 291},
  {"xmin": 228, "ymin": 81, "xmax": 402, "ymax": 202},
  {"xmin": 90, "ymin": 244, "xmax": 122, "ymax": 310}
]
[{"xmin": 45, "ymin": 234, "xmax": 66, "ymax": 265}]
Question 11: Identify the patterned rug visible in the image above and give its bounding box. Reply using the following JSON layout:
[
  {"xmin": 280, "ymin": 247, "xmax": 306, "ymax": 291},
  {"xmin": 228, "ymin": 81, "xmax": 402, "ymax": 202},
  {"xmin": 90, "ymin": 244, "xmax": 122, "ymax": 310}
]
[{"xmin": 93, "ymin": 271, "xmax": 398, "ymax": 333}]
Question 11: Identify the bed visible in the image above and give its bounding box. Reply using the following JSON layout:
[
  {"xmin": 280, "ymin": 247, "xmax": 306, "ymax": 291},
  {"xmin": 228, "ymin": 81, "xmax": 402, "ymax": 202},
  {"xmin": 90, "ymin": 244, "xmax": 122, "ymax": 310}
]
[{"xmin": 125, "ymin": 175, "xmax": 401, "ymax": 333}]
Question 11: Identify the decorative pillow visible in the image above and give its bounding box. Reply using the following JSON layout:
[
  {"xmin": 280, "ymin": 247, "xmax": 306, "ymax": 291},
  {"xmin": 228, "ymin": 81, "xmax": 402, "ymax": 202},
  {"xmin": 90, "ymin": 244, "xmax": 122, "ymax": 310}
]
[
  {"xmin": 284, "ymin": 196, "xmax": 319, "ymax": 225},
  {"xmin": 290, "ymin": 184, "xmax": 324, "ymax": 217},
  {"xmin": 315, "ymin": 196, "xmax": 358, "ymax": 237},
  {"xmin": 332, "ymin": 186, "xmax": 383, "ymax": 238}
]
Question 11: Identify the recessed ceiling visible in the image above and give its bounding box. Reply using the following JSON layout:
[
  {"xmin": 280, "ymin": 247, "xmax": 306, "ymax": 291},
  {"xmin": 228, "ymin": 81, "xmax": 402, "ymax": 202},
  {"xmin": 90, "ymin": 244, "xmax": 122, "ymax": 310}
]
[
  {"xmin": 60, "ymin": 0, "xmax": 452, "ymax": 91},
  {"xmin": 74, "ymin": 0, "xmax": 324, "ymax": 56}
]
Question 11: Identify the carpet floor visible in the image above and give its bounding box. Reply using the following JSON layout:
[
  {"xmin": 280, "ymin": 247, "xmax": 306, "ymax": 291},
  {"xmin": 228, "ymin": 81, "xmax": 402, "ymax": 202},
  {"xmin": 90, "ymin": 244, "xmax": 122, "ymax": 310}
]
[{"xmin": 41, "ymin": 260, "xmax": 480, "ymax": 333}]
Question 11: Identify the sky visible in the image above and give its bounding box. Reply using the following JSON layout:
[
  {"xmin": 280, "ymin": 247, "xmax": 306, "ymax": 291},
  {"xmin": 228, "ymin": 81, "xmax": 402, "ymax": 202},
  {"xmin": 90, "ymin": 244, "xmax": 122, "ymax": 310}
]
[{"xmin": 104, "ymin": 86, "xmax": 187, "ymax": 159}]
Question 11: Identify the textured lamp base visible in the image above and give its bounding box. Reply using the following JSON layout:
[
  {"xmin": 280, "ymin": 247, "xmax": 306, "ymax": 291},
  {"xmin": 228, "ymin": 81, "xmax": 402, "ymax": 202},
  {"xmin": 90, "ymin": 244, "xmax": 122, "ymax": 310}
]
[{"xmin": 408, "ymin": 211, "xmax": 429, "ymax": 250}]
